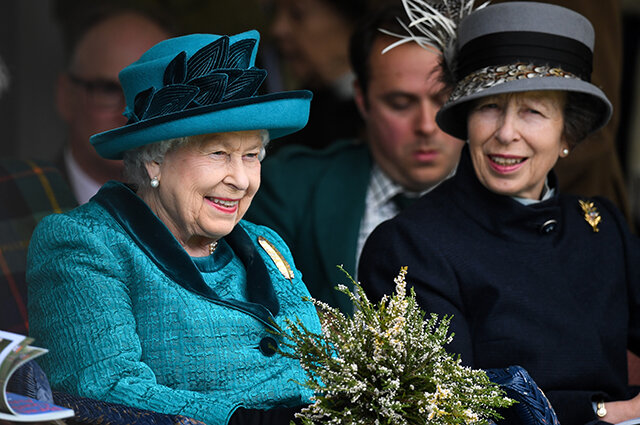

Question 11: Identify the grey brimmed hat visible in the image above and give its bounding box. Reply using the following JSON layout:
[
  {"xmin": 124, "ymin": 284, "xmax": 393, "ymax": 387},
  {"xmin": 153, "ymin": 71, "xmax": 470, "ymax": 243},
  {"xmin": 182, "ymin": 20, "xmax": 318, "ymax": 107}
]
[{"xmin": 432, "ymin": 1, "xmax": 612, "ymax": 140}]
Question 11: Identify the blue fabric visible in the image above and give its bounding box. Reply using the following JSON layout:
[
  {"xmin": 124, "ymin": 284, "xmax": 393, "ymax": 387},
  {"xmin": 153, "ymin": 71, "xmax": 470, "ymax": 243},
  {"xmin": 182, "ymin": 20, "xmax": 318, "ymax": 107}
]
[
  {"xmin": 52, "ymin": 391, "xmax": 207, "ymax": 425},
  {"xmin": 27, "ymin": 181, "xmax": 321, "ymax": 425},
  {"xmin": 7, "ymin": 360, "xmax": 54, "ymax": 404},
  {"xmin": 359, "ymin": 145, "xmax": 640, "ymax": 425},
  {"xmin": 486, "ymin": 366, "xmax": 560, "ymax": 425}
]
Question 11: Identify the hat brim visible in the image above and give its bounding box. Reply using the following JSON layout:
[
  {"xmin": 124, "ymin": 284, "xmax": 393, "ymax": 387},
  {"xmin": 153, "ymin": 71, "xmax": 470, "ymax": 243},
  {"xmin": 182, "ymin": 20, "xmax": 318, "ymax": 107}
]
[
  {"xmin": 436, "ymin": 77, "xmax": 612, "ymax": 141},
  {"xmin": 91, "ymin": 90, "xmax": 312, "ymax": 159}
]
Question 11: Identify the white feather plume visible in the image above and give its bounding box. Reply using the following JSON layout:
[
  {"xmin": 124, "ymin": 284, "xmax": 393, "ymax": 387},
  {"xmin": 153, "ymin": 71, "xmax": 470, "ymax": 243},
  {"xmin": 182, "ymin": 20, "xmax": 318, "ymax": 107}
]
[{"xmin": 381, "ymin": 0, "xmax": 490, "ymax": 85}]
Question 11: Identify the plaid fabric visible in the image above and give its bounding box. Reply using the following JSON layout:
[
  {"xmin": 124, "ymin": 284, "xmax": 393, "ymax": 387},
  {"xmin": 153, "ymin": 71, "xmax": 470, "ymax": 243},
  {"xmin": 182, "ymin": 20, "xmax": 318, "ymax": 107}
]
[
  {"xmin": 0, "ymin": 158, "xmax": 77, "ymax": 334},
  {"xmin": 356, "ymin": 164, "xmax": 424, "ymax": 268}
]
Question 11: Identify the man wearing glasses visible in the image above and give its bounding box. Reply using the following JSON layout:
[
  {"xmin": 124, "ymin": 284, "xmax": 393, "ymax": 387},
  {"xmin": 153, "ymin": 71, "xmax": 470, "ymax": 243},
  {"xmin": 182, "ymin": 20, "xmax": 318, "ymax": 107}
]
[{"xmin": 55, "ymin": 6, "xmax": 171, "ymax": 204}]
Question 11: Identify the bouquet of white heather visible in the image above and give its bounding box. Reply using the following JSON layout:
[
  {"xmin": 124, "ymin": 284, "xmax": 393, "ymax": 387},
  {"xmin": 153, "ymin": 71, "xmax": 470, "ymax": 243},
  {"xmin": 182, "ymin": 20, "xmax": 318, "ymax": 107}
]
[{"xmin": 280, "ymin": 267, "xmax": 514, "ymax": 425}]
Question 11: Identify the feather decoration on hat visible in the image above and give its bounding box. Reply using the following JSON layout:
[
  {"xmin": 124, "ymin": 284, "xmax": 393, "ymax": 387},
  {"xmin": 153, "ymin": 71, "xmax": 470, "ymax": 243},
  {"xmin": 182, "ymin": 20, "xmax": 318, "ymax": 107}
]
[{"xmin": 380, "ymin": 0, "xmax": 489, "ymax": 87}]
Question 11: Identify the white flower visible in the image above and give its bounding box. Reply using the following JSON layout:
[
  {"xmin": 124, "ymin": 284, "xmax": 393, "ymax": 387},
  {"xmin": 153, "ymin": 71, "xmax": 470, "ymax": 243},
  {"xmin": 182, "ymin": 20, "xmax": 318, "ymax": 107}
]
[{"xmin": 283, "ymin": 266, "xmax": 513, "ymax": 424}]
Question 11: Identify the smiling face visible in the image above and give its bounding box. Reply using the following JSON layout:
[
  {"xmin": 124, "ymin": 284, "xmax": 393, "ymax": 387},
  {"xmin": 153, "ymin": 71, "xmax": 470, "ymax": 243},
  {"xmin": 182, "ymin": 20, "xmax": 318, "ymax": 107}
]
[
  {"xmin": 467, "ymin": 90, "xmax": 569, "ymax": 200},
  {"xmin": 142, "ymin": 131, "xmax": 263, "ymax": 256},
  {"xmin": 355, "ymin": 37, "xmax": 464, "ymax": 192}
]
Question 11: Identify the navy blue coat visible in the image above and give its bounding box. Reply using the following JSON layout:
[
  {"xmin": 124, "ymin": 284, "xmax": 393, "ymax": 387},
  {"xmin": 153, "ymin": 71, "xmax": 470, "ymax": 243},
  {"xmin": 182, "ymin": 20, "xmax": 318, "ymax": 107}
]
[{"xmin": 359, "ymin": 146, "xmax": 640, "ymax": 425}]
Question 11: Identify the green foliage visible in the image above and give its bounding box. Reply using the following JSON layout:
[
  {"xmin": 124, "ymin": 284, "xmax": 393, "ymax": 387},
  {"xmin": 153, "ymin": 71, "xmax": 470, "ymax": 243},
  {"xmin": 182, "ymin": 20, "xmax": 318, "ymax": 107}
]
[{"xmin": 280, "ymin": 266, "xmax": 514, "ymax": 425}]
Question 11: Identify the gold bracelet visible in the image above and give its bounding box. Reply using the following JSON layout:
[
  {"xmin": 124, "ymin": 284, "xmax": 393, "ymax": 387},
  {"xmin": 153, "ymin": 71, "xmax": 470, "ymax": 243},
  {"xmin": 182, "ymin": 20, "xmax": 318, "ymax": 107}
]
[{"xmin": 596, "ymin": 400, "xmax": 607, "ymax": 418}]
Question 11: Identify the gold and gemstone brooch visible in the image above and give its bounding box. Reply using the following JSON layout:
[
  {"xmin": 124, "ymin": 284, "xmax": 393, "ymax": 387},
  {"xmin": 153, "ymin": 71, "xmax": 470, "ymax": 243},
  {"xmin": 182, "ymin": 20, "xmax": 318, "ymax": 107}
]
[{"xmin": 579, "ymin": 200, "xmax": 602, "ymax": 232}]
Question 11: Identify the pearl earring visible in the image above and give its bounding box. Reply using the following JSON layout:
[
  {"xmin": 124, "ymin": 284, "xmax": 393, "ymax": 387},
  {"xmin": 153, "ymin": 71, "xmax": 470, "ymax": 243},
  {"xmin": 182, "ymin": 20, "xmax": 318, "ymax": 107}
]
[
  {"xmin": 150, "ymin": 176, "xmax": 160, "ymax": 188},
  {"xmin": 562, "ymin": 148, "xmax": 569, "ymax": 156}
]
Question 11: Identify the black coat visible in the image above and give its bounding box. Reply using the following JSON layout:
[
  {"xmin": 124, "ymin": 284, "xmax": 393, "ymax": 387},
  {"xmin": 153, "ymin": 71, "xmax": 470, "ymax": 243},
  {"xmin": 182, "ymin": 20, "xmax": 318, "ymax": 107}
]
[{"xmin": 359, "ymin": 146, "xmax": 640, "ymax": 425}]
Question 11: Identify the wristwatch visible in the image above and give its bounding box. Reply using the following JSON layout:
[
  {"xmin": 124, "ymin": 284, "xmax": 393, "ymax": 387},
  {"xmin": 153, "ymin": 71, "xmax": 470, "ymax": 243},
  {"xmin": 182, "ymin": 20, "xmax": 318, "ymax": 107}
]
[{"xmin": 596, "ymin": 400, "xmax": 607, "ymax": 418}]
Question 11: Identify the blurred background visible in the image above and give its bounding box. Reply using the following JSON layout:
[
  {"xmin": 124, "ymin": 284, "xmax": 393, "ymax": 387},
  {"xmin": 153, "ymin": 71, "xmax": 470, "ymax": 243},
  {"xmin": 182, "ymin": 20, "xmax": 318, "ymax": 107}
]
[
  {"xmin": 0, "ymin": 0, "xmax": 271, "ymax": 161},
  {"xmin": 0, "ymin": 0, "xmax": 639, "ymax": 223}
]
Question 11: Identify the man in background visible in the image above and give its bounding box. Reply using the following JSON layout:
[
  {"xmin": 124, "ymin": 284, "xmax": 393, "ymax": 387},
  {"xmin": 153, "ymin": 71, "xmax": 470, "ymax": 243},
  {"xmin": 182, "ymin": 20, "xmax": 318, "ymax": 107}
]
[
  {"xmin": 246, "ymin": 5, "xmax": 464, "ymax": 313},
  {"xmin": 55, "ymin": 4, "xmax": 171, "ymax": 203}
]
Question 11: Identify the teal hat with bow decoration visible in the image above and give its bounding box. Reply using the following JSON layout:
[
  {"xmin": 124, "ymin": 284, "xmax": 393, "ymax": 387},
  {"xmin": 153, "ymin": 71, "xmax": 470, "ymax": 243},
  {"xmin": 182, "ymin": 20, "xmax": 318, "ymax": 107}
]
[{"xmin": 90, "ymin": 30, "xmax": 312, "ymax": 159}]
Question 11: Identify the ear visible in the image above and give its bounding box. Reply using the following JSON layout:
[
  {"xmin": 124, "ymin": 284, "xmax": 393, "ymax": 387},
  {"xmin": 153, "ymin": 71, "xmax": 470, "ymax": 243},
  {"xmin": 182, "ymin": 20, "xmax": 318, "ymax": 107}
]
[
  {"xmin": 145, "ymin": 160, "xmax": 161, "ymax": 181},
  {"xmin": 353, "ymin": 79, "xmax": 369, "ymax": 120},
  {"xmin": 56, "ymin": 73, "xmax": 74, "ymax": 122}
]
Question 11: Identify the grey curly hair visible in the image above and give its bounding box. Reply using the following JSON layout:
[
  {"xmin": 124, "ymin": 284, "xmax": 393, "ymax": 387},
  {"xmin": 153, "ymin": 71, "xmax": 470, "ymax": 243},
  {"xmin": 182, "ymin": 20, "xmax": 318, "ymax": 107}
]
[{"xmin": 123, "ymin": 130, "xmax": 269, "ymax": 189}]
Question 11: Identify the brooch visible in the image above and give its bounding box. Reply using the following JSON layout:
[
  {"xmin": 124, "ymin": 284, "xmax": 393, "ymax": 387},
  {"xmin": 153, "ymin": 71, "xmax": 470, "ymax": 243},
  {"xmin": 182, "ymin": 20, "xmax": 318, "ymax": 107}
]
[
  {"xmin": 258, "ymin": 236, "xmax": 294, "ymax": 281},
  {"xmin": 579, "ymin": 200, "xmax": 602, "ymax": 232}
]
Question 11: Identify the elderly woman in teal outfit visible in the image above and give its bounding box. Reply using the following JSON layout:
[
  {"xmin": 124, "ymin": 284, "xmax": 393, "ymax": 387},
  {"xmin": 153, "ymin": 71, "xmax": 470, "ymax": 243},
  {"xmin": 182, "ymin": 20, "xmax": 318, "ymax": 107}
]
[{"xmin": 26, "ymin": 31, "xmax": 319, "ymax": 424}]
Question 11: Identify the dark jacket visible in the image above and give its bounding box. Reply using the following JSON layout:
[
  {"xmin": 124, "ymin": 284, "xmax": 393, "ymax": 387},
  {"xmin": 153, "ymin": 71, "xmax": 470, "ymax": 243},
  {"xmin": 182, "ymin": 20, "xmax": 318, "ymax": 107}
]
[{"xmin": 359, "ymin": 146, "xmax": 640, "ymax": 425}]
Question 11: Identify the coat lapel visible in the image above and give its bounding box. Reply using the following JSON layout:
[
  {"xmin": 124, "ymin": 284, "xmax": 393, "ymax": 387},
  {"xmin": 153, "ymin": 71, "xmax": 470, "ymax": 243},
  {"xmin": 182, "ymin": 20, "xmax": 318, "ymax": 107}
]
[
  {"xmin": 313, "ymin": 144, "xmax": 371, "ymax": 286},
  {"xmin": 93, "ymin": 181, "xmax": 279, "ymax": 331}
]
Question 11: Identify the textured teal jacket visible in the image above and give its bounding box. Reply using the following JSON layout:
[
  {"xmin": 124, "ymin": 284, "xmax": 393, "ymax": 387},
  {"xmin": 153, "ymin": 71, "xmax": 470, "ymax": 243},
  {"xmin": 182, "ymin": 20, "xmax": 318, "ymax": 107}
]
[{"xmin": 27, "ymin": 181, "xmax": 320, "ymax": 425}]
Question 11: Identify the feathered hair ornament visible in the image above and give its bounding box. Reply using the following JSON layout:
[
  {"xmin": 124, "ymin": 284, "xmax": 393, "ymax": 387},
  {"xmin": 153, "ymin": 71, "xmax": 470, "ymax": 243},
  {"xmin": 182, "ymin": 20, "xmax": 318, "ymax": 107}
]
[{"xmin": 380, "ymin": 0, "xmax": 490, "ymax": 87}]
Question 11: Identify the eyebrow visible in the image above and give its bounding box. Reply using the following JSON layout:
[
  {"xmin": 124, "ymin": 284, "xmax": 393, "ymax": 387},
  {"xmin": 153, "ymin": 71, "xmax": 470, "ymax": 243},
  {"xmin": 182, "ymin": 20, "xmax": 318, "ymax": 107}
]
[{"xmin": 380, "ymin": 91, "xmax": 418, "ymax": 100}]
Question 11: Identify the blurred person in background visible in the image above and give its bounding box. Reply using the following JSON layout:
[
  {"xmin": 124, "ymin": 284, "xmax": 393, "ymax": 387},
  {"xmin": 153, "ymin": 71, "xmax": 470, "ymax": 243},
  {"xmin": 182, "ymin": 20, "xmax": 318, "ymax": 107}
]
[
  {"xmin": 266, "ymin": 0, "xmax": 367, "ymax": 153},
  {"xmin": 54, "ymin": 3, "xmax": 171, "ymax": 203},
  {"xmin": 0, "ymin": 53, "xmax": 76, "ymax": 335},
  {"xmin": 247, "ymin": 5, "xmax": 464, "ymax": 313}
]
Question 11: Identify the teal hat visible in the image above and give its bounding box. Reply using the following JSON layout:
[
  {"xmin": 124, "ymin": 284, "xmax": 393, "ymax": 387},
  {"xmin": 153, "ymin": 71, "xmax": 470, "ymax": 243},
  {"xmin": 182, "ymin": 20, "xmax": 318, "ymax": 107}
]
[{"xmin": 90, "ymin": 30, "xmax": 312, "ymax": 159}]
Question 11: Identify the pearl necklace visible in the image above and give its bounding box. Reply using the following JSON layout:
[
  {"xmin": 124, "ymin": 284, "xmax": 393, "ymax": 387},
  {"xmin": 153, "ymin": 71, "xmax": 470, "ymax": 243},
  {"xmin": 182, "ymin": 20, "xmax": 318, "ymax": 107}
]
[{"xmin": 209, "ymin": 241, "xmax": 218, "ymax": 255}]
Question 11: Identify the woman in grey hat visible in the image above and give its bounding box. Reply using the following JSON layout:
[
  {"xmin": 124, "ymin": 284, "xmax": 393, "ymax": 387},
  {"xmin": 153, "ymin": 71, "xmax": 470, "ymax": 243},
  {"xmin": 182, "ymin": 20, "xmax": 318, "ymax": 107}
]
[{"xmin": 359, "ymin": 2, "xmax": 640, "ymax": 424}]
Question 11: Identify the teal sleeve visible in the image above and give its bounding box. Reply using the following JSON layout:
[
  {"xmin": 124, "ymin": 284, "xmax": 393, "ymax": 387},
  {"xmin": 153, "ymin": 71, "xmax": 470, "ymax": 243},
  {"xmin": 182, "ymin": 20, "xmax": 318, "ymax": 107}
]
[{"xmin": 27, "ymin": 214, "xmax": 241, "ymax": 424}]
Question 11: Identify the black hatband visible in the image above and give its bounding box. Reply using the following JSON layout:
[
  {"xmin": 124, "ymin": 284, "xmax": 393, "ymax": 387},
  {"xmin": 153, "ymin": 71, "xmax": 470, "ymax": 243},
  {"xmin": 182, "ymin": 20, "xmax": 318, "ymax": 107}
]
[{"xmin": 457, "ymin": 32, "xmax": 592, "ymax": 82}]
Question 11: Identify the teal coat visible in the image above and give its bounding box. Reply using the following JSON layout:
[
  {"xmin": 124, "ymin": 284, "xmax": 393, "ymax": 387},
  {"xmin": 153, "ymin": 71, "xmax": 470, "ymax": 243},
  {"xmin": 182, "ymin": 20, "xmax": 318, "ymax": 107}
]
[
  {"xmin": 246, "ymin": 140, "xmax": 372, "ymax": 313},
  {"xmin": 27, "ymin": 181, "xmax": 320, "ymax": 425}
]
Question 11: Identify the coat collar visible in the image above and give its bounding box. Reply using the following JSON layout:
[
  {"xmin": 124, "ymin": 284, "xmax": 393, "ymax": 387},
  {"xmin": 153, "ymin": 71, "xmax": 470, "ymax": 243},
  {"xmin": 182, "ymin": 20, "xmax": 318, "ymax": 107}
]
[
  {"xmin": 93, "ymin": 181, "xmax": 280, "ymax": 331},
  {"xmin": 449, "ymin": 145, "xmax": 563, "ymax": 241}
]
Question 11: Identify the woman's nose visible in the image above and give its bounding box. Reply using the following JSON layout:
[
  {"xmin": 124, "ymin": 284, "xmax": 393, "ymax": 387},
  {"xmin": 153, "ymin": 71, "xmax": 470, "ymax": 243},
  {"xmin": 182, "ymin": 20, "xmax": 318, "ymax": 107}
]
[
  {"xmin": 494, "ymin": 109, "xmax": 520, "ymax": 144},
  {"xmin": 224, "ymin": 156, "xmax": 250, "ymax": 190}
]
